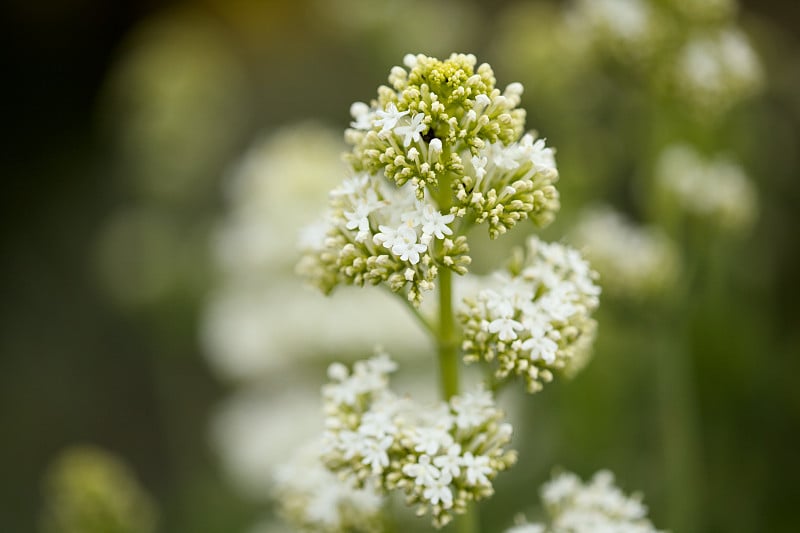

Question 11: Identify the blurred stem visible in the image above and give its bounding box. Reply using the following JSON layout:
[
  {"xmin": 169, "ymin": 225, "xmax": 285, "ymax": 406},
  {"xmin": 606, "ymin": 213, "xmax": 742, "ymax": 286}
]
[{"xmin": 654, "ymin": 219, "xmax": 705, "ymax": 533}]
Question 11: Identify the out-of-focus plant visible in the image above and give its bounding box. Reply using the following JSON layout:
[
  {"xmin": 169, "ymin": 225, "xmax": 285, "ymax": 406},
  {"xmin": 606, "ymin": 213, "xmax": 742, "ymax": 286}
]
[{"xmin": 39, "ymin": 446, "xmax": 157, "ymax": 533}]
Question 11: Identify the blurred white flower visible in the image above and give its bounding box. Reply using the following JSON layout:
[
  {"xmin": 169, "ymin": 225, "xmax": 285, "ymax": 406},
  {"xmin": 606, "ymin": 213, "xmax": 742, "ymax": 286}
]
[
  {"xmin": 655, "ymin": 143, "xmax": 758, "ymax": 232},
  {"xmin": 202, "ymin": 124, "xmax": 428, "ymax": 383},
  {"xmin": 571, "ymin": 206, "xmax": 680, "ymax": 299},
  {"xmin": 673, "ymin": 27, "xmax": 762, "ymax": 114},
  {"xmin": 506, "ymin": 470, "xmax": 662, "ymax": 533},
  {"xmin": 210, "ymin": 383, "xmax": 322, "ymax": 499}
]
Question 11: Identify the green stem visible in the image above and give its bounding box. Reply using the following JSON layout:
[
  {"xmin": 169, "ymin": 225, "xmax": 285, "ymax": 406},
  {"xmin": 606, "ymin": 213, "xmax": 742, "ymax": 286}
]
[
  {"xmin": 386, "ymin": 285, "xmax": 438, "ymax": 339},
  {"xmin": 433, "ymin": 169, "xmax": 478, "ymax": 532},
  {"xmin": 437, "ymin": 267, "xmax": 459, "ymax": 400}
]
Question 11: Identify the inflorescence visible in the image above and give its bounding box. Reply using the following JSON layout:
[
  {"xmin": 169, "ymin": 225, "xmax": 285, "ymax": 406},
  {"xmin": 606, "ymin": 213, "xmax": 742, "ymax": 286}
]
[
  {"xmin": 459, "ymin": 237, "xmax": 600, "ymax": 393},
  {"xmin": 299, "ymin": 53, "xmax": 560, "ymax": 306},
  {"xmin": 322, "ymin": 353, "xmax": 517, "ymax": 528}
]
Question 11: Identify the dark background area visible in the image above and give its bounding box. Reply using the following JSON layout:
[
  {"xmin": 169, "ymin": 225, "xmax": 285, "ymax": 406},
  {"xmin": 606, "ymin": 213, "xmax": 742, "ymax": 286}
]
[{"xmin": 1, "ymin": 1, "xmax": 799, "ymax": 532}]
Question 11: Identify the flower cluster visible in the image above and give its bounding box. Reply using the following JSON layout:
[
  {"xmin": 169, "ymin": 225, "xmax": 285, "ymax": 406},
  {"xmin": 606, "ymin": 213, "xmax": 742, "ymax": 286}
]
[
  {"xmin": 298, "ymin": 174, "xmax": 470, "ymax": 306},
  {"xmin": 571, "ymin": 206, "xmax": 679, "ymax": 299},
  {"xmin": 672, "ymin": 27, "xmax": 762, "ymax": 114},
  {"xmin": 505, "ymin": 470, "xmax": 662, "ymax": 533},
  {"xmin": 301, "ymin": 53, "xmax": 560, "ymax": 305},
  {"xmin": 273, "ymin": 439, "xmax": 383, "ymax": 533},
  {"xmin": 322, "ymin": 353, "xmax": 517, "ymax": 528},
  {"xmin": 655, "ymin": 143, "xmax": 757, "ymax": 232},
  {"xmin": 459, "ymin": 236, "xmax": 600, "ymax": 393}
]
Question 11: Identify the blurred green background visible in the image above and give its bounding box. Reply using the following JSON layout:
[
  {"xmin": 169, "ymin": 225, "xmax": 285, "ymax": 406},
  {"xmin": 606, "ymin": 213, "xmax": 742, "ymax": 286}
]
[{"xmin": 1, "ymin": 0, "xmax": 799, "ymax": 532}]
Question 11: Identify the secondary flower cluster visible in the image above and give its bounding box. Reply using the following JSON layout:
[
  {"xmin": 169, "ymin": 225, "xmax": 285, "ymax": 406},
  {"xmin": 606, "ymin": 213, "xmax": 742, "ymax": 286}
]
[
  {"xmin": 505, "ymin": 470, "xmax": 662, "ymax": 533},
  {"xmin": 301, "ymin": 53, "xmax": 560, "ymax": 305},
  {"xmin": 655, "ymin": 143, "xmax": 757, "ymax": 232},
  {"xmin": 298, "ymin": 173, "xmax": 469, "ymax": 306},
  {"xmin": 571, "ymin": 206, "xmax": 679, "ymax": 299},
  {"xmin": 459, "ymin": 236, "xmax": 600, "ymax": 393},
  {"xmin": 272, "ymin": 439, "xmax": 383, "ymax": 533},
  {"xmin": 321, "ymin": 353, "xmax": 517, "ymax": 528}
]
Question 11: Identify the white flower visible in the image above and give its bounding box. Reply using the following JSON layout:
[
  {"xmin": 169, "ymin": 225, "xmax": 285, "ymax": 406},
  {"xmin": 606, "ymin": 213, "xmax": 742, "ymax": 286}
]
[
  {"xmin": 375, "ymin": 102, "xmax": 409, "ymax": 135},
  {"xmin": 402, "ymin": 454, "xmax": 441, "ymax": 487},
  {"xmin": 471, "ymin": 154, "xmax": 488, "ymax": 182},
  {"xmin": 433, "ymin": 444, "xmax": 462, "ymax": 478},
  {"xmin": 570, "ymin": 206, "xmax": 679, "ymax": 298},
  {"xmin": 361, "ymin": 435, "xmax": 393, "ymax": 474},
  {"xmin": 271, "ymin": 439, "xmax": 383, "ymax": 532},
  {"xmin": 488, "ymin": 316, "xmax": 524, "ymax": 342},
  {"xmin": 350, "ymin": 101, "xmax": 373, "ymax": 130},
  {"xmin": 387, "ymin": 224, "xmax": 428, "ymax": 265},
  {"xmin": 413, "ymin": 426, "xmax": 454, "ymax": 456},
  {"xmin": 521, "ymin": 135, "xmax": 557, "ymax": 173},
  {"xmin": 343, "ymin": 203, "xmax": 373, "ymax": 242},
  {"xmin": 538, "ymin": 470, "xmax": 662, "ymax": 532},
  {"xmin": 451, "ymin": 389, "xmax": 493, "ymax": 429},
  {"xmin": 422, "ymin": 471, "xmax": 454, "ymax": 509},
  {"xmin": 395, "ymin": 112, "xmax": 427, "ymax": 147},
  {"xmin": 521, "ymin": 334, "xmax": 559, "ymax": 364},
  {"xmin": 419, "ymin": 204, "xmax": 455, "ymax": 241},
  {"xmin": 461, "ymin": 452, "xmax": 492, "ymax": 487}
]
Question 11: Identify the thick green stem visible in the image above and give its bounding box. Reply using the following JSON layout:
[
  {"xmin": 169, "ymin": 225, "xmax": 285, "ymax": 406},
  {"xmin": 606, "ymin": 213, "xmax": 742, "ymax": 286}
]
[{"xmin": 437, "ymin": 267, "xmax": 459, "ymax": 400}]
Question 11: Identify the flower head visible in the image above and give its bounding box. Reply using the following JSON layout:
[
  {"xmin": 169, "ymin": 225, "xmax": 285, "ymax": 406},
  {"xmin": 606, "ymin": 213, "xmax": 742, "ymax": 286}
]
[
  {"xmin": 459, "ymin": 236, "xmax": 600, "ymax": 393},
  {"xmin": 323, "ymin": 353, "xmax": 517, "ymax": 528},
  {"xmin": 300, "ymin": 53, "xmax": 563, "ymax": 305}
]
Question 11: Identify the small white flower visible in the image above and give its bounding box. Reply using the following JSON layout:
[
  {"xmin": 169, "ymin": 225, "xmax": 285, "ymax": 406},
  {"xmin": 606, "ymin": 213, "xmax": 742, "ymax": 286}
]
[
  {"xmin": 422, "ymin": 471, "xmax": 454, "ymax": 509},
  {"xmin": 420, "ymin": 205, "xmax": 455, "ymax": 241},
  {"xmin": 374, "ymin": 102, "xmax": 409, "ymax": 135},
  {"xmin": 327, "ymin": 362, "xmax": 349, "ymax": 381},
  {"xmin": 433, "ymin": 444, "xmax": 462, "ymax": 478},
  {"xmin": 350, "ymin": 102, "xmax": 373, "ymax": 130},
  {"xmin": 395, "ymin": 112, "xmax": 427, "ymax": 147},
  {"xmin": 461, "ymin": 452, "xmax": 493, "ymax": 487},
  {"xmin": 402, "ymin": 454, "xmax": 440, "ymax": 487},
  {"xmin": 488, "ymin": 317, "xmax": 524, "ymax": 341},
  {"xmin": 413, "ymin": 426, "xmax": 454, "ymax": 456},
  {"xmin": 387, "ymin": 224, "xmax": 428, "ymax": 265},
  {"xmin": 451, "ymin": 389, "xmax": 493, "ymax": 430},
  {"xmin": 471, "ymin": 154, "xmax": 488, "ymax": 183},
  {"xmin": 520, "ymin": 334, "xmax": 559, "ymax": 364},
  {"xmin": 366, "ymin": 352, "xmax": 397, "ymax": 375},
  {"xmin": 361, "ymin": 435, "xmax": 393, "ymax": 474},
  {"xmin": 344, "ymin": 203, "xmax": 373, "ymax": 242}
]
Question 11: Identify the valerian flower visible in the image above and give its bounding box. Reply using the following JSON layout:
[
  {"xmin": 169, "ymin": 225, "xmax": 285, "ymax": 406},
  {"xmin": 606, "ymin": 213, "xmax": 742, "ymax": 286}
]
[
  {"xmin": 299, "ymin": 53, "xmax": 561, "ymax": 305},
  {"xmin": 322, "ymin": 353, "xmax": 517, "ymax": 528},
  {"xmin": 459, "ymin": 236, "xmax": 600, "ymax": 393}
]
